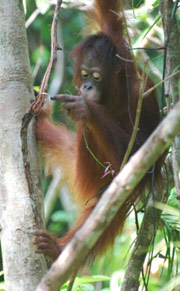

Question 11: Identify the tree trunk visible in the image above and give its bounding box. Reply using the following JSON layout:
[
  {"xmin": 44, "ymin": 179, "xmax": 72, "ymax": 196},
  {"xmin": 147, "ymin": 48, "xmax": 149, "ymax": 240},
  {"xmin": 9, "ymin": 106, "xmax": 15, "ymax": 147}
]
[
  {"xmin": 0, "ymin": 1, "xmax": 47, "ymax": 290},
  {"xmin": 121, "ymin": 1, "xmax": 180, "ymax": 289}
]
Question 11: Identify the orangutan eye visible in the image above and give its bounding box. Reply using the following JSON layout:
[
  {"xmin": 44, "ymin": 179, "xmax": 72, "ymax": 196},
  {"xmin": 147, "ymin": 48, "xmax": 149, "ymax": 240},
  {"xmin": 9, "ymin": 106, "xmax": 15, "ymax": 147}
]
[
  {"xmin": 81, "ymin": 70, "xmax": 89, "ymax": 79},
  {"xmin": 92, "ymin": 72, "xmax": 102, "ymax": 82}
]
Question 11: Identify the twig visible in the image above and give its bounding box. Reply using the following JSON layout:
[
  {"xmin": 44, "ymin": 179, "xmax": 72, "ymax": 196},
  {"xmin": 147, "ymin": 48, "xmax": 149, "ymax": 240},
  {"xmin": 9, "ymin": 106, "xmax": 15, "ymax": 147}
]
[
  {"xmin": 118, "ymin": 1, "xmax": 142, "ymax": 81},
  {"xmin": 120, "ymin": 60, "xmax": 148, "ymax": 170},
  {"xmin": 132, "ymin": 47, "xmax": 164, "ymax": 51},
  {"xmin": 121, "ymin": 169, "xmax": 174, "ymax": 291},
  {"xmin": 82, "ymin": 126, "xmax": 106, "ymax": 169},
  {"xmin": 32, "ymin": 45, "xmax": 44, "ymax": 81},
  {"xmin": 21, "ymin": 0, "xmax": 62, "ymax": 133},
  {"xmin": 120, "ymin": 61, "xmax": 176, "ymax": 170},
  {"xmin": 30, "ymin": 0, "xmax": 62, "ymax": 115},
  {"xmin": 20, "ymin": 0, "xmax": 63, "ymax": 271},
  {"xmin": 67, "ymin": 269, "xmax": 78, "ymax": 291},
  {"xmin": 20, "ymin": 0, "xmax": 62, "ymax": 237},
  {"xmin": 26, "ymin": 8, "xmax": 41, "ymax": 28},
  {"xmin": 143, "ymin": 70, "xmax": 180, "ymax": 99},
  {"xmin": 44, "ymin": 168, "xmax": 62, "ymax": 222},
  {"xmin": 118, "ymin": 1, "xmax": 149, "ymax": 170},
  {"xmin": 21, "ymin": 0, "xmax": 62, "ymax": 132},
  {"xmin": 122, "ymin": 3, "xmax": 180, "ymax": 289},
  {"xmin": 116, "ymin": 53, "xmax": 134, "ymax": 63}
]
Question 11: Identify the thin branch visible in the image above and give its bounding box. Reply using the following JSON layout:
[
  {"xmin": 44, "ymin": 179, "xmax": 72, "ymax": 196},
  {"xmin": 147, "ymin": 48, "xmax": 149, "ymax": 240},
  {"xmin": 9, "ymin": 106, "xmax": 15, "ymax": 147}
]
[
  {"xmin": 66, "ymin": 269, "xmax": 78, "ymax": 291},
  {"xmin": 20, "ymin": 0, "xmax": 62, "ymax": 261},
  {"xmin": 82, "ymin": 126, "xmax": 106, "ymax": 169},
  {"xmin": 21, "ymin": 0, "xmax": 62, "ymax": 135},
  {"xmin": 143, "ymin": 70, "xmax": 180, "ymax": 99},
  {"xmin": 44, "ymin": 168, "xmax": 62, "ymax": 222},
  {"xmin": 172, "ymin": 142, "xmax": 180, "ymax": 214},
  {"xmin": 117, "ymin": 3, "xmax": 178, "ymax": 171},
  {"xmin": 30, "ymin": 0, "xmax": 62, "ymax": 115},
  {"xmin": 120, "ymin": 60, "xmax": 148, "ymax": 169},
  {"xmin": 121, "ymin": 159, "xmax": 175, "ymax": 291},
  {"xmin": 132, "ymin": 46, "xmax": 165, "ymax": 51},
  {"xmin": 21, "ymin": 0, "xmax": 62, "ymax": 184},
  {"xmin": 32, "ymin": 45, "xmax": 44, "ymax": 81},
  {"xmin": 121, "ymin": 180, "xmax": 170, "ymax": 291},
  {"xmin": 118, "ymin": 1, "xmax": 142, "ymax": 81},
  {"xmin": 26, "ymin": 8, "xmax": 41, "ymax": 28},
  {"xmin": 116, "ymin": 53, "xmax": 134, "ymax": 63},
  {"xmin": 36, "ymin": 101, "xmax": 180, "ymax": 291},
  {"xmin": 122, "ymin": 3, "xmax": 180, "ymax": 289}
]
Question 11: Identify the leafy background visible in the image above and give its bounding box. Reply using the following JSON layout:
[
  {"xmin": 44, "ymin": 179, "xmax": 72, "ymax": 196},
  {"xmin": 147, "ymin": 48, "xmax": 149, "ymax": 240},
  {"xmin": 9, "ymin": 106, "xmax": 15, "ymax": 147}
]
[{"xmin": 0, "ymin": 0, "xmax": 180, "ymax": 290}]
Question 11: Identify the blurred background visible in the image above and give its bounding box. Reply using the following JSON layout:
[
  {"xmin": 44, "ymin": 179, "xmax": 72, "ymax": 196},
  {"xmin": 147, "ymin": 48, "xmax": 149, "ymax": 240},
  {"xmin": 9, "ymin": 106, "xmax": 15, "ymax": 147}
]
[{"xmin": 1, "ymin": 0, "xmax": 180, "ymax": 290}]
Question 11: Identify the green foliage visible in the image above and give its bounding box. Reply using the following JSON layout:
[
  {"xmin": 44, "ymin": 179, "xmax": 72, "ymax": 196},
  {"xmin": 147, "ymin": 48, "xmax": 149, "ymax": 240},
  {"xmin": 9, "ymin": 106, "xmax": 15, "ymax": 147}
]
[
  {"xmin": 61, "ymin": 275, "xmax": 110, "ymax": 291},
  {"xmin": 0, "ymin": 271, "xmax": 5, "ymax": 291},
  {"xmin": 1, "ymin": 0, "xmax": 179, "ymax": 290},
  {"xmin": 0, "ymin": 283, "xmax": 5, "ymax": 291},
  {"xmin": 142, "ymin": 15, "xmax": 161, "ymax": 40},
  {"xmin": 131, "ymin": 0, "xmax": 145, "ymax": 9},
  {"xmin": 25, "ymin": 1, "xmax": 180, "ymax": 290},
  {"xmin": 48, "ymin": 210, "xmax": 75, "ymax": 235},
  {"xmin": 152, "ymin": 1, "xmax": 159, "ymax": 8}
]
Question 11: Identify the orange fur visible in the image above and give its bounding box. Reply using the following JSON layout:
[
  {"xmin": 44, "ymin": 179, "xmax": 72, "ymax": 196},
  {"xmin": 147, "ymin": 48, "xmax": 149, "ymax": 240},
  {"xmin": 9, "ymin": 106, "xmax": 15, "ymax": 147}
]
[{"xmin": 35, "ymin": 0, "xmax": 163, "ymax": 261}]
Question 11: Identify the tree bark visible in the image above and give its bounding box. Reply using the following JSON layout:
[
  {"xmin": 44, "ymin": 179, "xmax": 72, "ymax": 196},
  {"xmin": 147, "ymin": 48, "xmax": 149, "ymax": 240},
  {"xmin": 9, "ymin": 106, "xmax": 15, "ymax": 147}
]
[
  {"xmin": 0, "ymin": 1, "xmax": 47, "ymax": 290},
  {"xmin": 160, "ymin": 0, "xmax": 180, "ymax": 104}
]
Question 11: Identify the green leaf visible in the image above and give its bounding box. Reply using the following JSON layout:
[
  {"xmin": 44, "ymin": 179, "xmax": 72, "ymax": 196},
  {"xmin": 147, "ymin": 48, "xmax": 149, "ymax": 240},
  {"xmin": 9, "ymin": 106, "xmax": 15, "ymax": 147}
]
[
  {"xmin": 178, "ymin": 78, "xmax": 180, "ymax": 99},
  {"xmin": 61, "ymin": 276, "xmax": 110, "ymax": 289},
  {"xmin": 110, "ymin": 271, "xmax": 124, "ymax": 289},
  {"xmin": 161, "ymin": 274, "xmax": 180, "ymax": 291},
  {"xmin": 0, "ymin": 282, "xmax": 5, "ymax": 291},
  {"xmin": 74, "ymin": 275, "xmax": 110, "ymax": 285},
  {"xmin": 152, "ymin": 0, "xmax": 159, "ymax": 8},
  {"xmin": 167, "ymin": 188, "xmax": 178, "ymax": 209},
  {"xmin": 142, "ymin": 15, "xmax": 161, "ymax": 40},
  {"xmin": 162, "ymin": 213, "xmax": 180, "ymax": 231},
  {"xmin": 74, "ymin": 284, "xmax": 94, "ymax": 291},
  {"xmin": 51, "ymin": 210, "xmax": 75, "ymax": 223}
]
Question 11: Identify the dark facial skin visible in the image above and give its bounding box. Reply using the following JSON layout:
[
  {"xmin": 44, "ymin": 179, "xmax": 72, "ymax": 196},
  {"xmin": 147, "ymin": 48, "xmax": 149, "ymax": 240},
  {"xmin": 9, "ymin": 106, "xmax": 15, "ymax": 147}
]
[
  {"xmin": 51, "ymin": 53, "xmax": 105, "ymax": 121},
  {"xmin": 79, "ymin": 64, "xmax": 103, "ymax": 102},
  {"xmin": 79, "ymin": 50, "xmax": 105, "ymax": 102}
]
